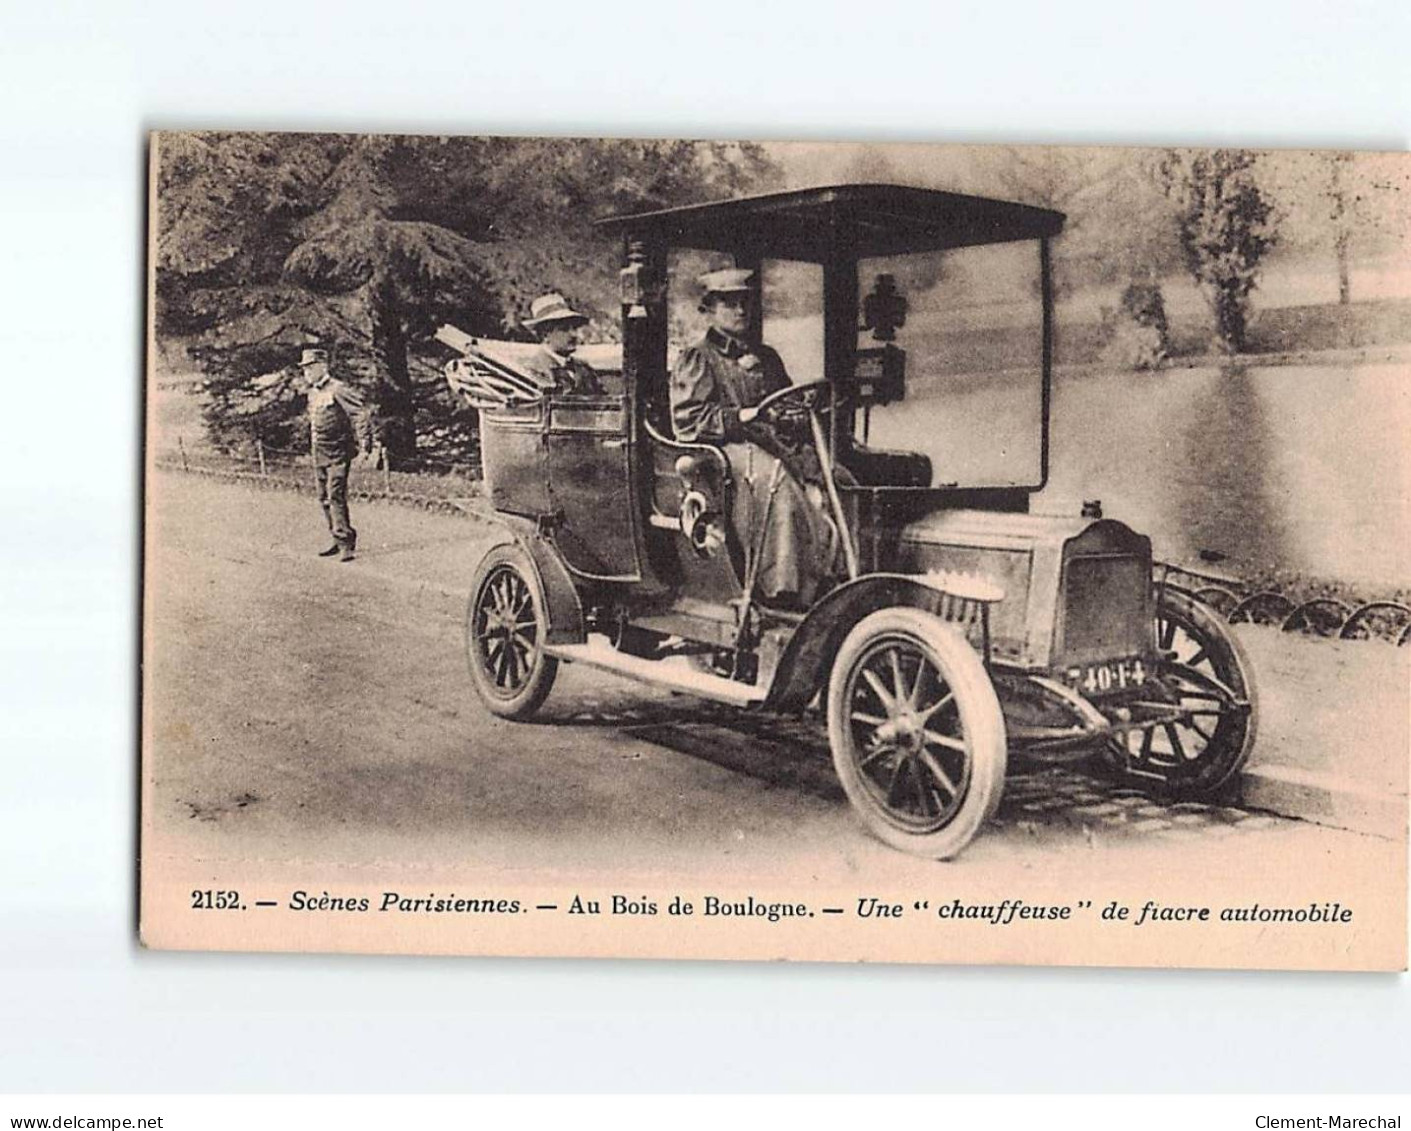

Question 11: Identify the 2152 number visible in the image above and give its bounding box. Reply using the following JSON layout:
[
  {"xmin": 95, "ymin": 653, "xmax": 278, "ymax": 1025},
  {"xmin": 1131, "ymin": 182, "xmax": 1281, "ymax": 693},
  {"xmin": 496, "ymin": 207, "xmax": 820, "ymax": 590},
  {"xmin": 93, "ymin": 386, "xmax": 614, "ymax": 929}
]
[{"xmin": 191, "ymin": 889, "xmax": 242, "ymax": 910}]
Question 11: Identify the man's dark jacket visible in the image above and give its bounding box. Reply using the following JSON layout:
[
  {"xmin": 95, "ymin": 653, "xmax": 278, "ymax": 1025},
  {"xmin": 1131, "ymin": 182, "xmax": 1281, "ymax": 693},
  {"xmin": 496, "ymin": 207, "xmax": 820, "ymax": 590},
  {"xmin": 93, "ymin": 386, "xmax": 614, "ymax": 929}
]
[{"xmin": 308, "ymin": 378, "xmax": 373, "ymax": 466}]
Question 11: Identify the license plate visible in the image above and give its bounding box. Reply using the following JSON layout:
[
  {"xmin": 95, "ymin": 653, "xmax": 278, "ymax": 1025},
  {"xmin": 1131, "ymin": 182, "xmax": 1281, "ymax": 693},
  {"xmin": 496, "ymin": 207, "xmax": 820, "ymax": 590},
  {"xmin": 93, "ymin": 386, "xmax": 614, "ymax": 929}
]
[{"xmin": 1067, "ymin": 657, "xmax": 1148, "ymax": 697}]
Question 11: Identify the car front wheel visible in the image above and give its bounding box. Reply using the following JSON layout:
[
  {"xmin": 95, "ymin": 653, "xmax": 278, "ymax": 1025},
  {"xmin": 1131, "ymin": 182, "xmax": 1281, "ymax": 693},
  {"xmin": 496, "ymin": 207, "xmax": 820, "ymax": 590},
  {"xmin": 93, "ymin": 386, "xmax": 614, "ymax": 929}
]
[{"xmin": 827, "ymin": 608, "xmax": 1007, "ymax": 860}]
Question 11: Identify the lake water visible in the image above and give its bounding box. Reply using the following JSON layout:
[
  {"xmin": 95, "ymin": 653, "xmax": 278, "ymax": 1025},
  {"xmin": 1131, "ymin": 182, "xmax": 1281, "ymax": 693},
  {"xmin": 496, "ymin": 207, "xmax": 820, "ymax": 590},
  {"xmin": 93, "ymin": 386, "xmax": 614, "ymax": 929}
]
[
  {"xmin": 1036, "ymin": 362, "xmax": 1407, "ymax": 590},
  {"xmin": 862, "ymin": 360, "xmax": 1410, "ymax": 590}
]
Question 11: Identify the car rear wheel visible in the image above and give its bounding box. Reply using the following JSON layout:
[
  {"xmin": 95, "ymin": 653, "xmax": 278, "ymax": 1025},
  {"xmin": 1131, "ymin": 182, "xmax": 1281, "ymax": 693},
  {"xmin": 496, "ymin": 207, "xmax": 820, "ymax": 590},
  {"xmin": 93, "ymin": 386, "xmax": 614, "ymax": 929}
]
[
  {"xmin": 827, "ymin": 608, "xmax": 1007, "ymax": 860},
  {"xmin": 1101, "ymin": 587, "xmax": 1258, "ymax": 799},
  {"xmin": 466, "ymin": 543, "xmax": 558, "ymax": 720}
]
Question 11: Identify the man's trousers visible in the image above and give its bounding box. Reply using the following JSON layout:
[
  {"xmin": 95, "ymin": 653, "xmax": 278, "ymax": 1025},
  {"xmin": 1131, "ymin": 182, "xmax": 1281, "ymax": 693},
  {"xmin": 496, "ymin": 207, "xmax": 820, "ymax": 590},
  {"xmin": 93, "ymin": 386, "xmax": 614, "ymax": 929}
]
[{"xmin": 314, "ymin": 460, "xmax": 355, "ymax": 547}]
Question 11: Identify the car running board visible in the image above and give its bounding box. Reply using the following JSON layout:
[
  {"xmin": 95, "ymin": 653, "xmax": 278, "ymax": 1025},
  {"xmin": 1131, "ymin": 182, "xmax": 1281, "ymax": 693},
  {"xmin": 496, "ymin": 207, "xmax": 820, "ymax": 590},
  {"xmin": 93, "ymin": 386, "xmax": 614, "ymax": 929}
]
[{"xmin": 547, "ymin": 638, "xmax": 767, "ymax": 707}]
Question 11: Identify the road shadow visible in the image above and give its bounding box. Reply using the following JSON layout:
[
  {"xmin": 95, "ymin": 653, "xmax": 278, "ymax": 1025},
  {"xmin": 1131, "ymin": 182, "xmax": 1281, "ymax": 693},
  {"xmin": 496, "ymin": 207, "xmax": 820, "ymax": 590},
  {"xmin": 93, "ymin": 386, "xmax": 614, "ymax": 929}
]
[{"xmin": 535, "ymin": 694, "xmax": 846, "ymax": 801}]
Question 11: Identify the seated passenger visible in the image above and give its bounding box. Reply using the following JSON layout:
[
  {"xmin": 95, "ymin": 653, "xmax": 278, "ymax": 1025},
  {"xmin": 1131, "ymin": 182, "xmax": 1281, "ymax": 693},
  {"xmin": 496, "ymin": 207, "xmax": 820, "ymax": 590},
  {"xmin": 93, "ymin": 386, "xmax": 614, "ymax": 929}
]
[
  {"xmin": 521, "ymin": 292, "xmax": 605, "ymax": 396},
  {"xmin": 669, "ymin": 268, "xmax": 840, "ymax": 610}
]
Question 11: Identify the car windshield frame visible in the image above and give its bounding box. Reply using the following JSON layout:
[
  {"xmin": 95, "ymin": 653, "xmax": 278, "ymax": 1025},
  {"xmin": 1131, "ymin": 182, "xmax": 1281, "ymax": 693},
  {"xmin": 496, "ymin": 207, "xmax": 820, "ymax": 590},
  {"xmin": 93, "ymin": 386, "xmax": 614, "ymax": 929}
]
[
  {"xmin": 850, "ymin": 237, "xmax": 1052, "ymax": 492},
  {"xmin": 600, "ymin": 184, "xmax": 1063, "ymax": 497}
]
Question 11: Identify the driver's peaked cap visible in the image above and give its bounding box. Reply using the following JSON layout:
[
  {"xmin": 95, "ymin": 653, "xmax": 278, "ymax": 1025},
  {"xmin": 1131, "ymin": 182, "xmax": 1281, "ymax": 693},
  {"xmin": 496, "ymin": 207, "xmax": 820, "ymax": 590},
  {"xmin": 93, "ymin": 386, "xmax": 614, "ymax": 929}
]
[{"xmin": 698, "ymin": 268, "xmax": 755, "ymax": 297}]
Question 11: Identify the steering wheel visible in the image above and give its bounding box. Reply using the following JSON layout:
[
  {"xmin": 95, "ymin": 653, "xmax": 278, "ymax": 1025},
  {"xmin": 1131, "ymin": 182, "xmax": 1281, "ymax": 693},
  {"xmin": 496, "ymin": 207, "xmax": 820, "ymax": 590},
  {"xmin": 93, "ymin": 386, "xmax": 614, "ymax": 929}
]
[{"xmin": 737, "ymin": 379, "xmax": 836, "ymax": 426}]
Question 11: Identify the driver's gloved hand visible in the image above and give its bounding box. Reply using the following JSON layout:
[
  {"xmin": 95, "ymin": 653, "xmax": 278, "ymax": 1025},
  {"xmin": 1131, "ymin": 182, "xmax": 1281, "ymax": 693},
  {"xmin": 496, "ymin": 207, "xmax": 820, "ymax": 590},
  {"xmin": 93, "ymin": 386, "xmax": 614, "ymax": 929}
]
[
  {"xmin": 730, "ymin": 418, "xmax": 795, "ymax": 462},
  {"xmin": 725, "ymin": 407, "xmax": 771, "ymax": 445},
  {"xmin": 721, "ymin": 410, "xmax": 751, "ymax": 443},
  {"xmin": 772, "ymin": 406, "xmax": 811, "ymax": 440}
]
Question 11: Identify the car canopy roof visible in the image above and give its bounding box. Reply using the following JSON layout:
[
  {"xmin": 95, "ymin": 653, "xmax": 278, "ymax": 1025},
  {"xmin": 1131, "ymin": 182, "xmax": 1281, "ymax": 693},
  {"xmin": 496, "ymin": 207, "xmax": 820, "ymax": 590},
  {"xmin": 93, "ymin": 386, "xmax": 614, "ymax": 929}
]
[{"xmin": 596, "ymin": 183, "xmax": 1064, "ymax": 262}]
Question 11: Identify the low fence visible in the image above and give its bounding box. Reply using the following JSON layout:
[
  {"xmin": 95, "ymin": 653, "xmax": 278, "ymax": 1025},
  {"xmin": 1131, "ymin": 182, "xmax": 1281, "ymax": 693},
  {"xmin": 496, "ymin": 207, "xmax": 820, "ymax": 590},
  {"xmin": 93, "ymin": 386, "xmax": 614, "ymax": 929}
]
[
  {"xmin": 153, "ymin": 448, "xmax": 1411, "ymax": 647},
  {"xmin": 156, "ymin": 442, "xmax": 483, "ymax": 515},
  {"xmin": 166, "ymin": 433, "xmax": 480, "ymax": 491},
  {"xmin": 1159, "ymin": 563, "xmax": 1411, "ymax": 647}
]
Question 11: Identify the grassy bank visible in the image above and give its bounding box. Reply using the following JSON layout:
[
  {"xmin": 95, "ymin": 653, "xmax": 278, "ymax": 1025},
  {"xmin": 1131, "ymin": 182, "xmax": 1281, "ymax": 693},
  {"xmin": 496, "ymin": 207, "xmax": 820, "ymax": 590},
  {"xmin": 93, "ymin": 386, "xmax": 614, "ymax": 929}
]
[{"xmin": 1054, "ymin": 296, "xmax": 1411, "ymax": 368}]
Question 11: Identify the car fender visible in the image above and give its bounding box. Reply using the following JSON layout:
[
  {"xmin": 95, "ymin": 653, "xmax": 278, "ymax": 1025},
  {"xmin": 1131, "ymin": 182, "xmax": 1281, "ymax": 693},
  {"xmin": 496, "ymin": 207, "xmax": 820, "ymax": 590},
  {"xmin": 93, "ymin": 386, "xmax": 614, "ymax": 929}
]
[
  {"xmin": 764, "ymin": 572, "xmax": 985, "ymax": 713},
  {"xmin": 485, "ymin": 516, "xmax": 586, "ymax": 645}
]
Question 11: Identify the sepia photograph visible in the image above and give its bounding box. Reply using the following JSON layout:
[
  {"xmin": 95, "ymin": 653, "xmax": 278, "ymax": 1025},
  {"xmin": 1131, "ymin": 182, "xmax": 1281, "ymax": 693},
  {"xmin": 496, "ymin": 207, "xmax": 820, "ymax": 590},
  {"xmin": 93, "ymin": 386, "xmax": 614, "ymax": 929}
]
[{"xmin": 141, "ymin": 133, "xmax": 1409, "ymax": 969}]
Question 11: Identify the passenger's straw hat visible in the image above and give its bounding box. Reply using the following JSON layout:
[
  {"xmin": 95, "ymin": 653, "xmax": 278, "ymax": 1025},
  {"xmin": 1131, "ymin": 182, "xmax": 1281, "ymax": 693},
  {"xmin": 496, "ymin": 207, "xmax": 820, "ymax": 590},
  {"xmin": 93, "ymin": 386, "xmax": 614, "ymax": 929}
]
[
  {"xmin": 296, "ymin": 347, "xmax": 330, "ymax": 367},
  {"xmin": 523, "ymin": 293, "xmax": 589, "ymax": 329}
]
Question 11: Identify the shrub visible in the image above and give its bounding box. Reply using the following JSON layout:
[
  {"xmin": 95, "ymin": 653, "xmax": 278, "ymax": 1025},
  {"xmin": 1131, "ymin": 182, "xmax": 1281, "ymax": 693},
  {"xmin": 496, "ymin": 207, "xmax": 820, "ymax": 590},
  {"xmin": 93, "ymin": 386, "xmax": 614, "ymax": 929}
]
[{"xmin": 1102, "ymin": 281, "xmax": 1170, "ymax": 370}]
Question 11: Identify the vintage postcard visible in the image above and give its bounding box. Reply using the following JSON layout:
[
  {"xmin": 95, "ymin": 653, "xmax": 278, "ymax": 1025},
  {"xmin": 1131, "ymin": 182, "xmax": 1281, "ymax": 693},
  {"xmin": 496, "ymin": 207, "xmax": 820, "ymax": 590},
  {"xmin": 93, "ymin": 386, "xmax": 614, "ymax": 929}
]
[{"xmin": 142, "ymin": 133, "xmax": 1409, "ymax": 969}]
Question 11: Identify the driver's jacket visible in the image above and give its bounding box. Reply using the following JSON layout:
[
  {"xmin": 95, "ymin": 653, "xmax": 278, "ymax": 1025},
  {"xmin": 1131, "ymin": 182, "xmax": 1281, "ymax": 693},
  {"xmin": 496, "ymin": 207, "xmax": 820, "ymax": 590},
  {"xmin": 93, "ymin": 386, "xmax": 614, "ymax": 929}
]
[
  {"xmin": 669, "ymin": 327, "xmax": 791, "ymax": 443},
  {"xmin": 668, "ymin": 328, "xmax": 838, "ymax": 608}
]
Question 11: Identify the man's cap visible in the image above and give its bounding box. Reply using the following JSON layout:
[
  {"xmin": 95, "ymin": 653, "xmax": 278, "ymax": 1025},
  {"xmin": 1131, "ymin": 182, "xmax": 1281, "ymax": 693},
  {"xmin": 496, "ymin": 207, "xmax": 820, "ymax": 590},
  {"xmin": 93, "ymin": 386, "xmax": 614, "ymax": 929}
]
[
  {"xmin": 523, "ymin": 293, "xmax": 589, "ymax": 329},
  {"xmin": 698, "ymin": 267, "xmax": 755, "ymax": 298},
  {"xmin": 297, "ymin": 347, "xmax": 330, "ymax": 367}
]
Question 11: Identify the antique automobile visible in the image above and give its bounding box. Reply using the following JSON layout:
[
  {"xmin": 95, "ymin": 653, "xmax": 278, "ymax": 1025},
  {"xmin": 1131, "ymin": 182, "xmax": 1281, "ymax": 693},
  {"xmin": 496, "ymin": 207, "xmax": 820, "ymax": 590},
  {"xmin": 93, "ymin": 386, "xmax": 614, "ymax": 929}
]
[{"xmin": 445, "ymin": 184, "xmax": 1258, "ymax": 859}]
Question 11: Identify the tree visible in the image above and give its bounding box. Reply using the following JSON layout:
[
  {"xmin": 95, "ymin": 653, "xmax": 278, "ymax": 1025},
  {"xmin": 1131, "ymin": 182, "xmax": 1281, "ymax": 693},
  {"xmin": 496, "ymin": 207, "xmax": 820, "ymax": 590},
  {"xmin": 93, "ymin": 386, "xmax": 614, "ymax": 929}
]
[
  {"xmin": 1261, "ymin": 149, "xmax": 1411, "ymax": 306},
  {"xmin": 962, "ymin": 147, "xmax": 1186, "ymax": 304},
  {"xmin": 154, "ymin": 133, "xmax": 779, "ymax": 462},
  {"xmin": 154, "ymin": 132, "xmax": 352, "ymax": 454},
  {"xmin": 1158, "ymin": 149, "xmax": 1279, "ymax": 353},
  {"xmin": 278, "ymin": 136, "xmax": 503, "ymax": 459},
  {"xmin": 1327, "ymin": 151, "xmax": 1355, "ymax": 305}
]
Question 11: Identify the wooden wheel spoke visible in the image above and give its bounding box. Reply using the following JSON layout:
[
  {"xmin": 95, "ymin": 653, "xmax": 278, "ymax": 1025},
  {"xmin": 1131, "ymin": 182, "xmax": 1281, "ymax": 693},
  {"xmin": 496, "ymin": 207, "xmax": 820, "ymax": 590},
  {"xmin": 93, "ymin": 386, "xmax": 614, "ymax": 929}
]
[
  {"xmin": 850, "ymin": 711, "xmax": 888, "ymax": 728},
  {"xmin": 884, "ymin": 758, "xmax": 908, "ymax": 806},
  {"xmin": 1184, "ymin": 647, "xmax": 1209, "ymax": 669},
  {"xmin": 923, "ymin": 728, "xmax": 966, "ymax": 754},
  {"xmin": 917, "ymin": 747, "xmax": 959, "ymax": 800},
  {"xmin": 509, "ymin": 587, "xmax": 530, "ymax": 619},
  {"xmin": 1167, "ymin": 678, "xmax": 1233, "ymax": 707},
  {"xmin": 1172, "ymin": 687, "xmax": 1227, "ymax": 702},
  {"xmin": 858, "ymin": 744, "xmax": 895, "ymax": 771},
  {"xmin": 1164, "ymin": 723, "xmax": 1188, "ymax": 760},
  {"xmin": 1167, "ymin": 663, "xmax": 1242, "ymax": 704},
  {"xmin": 887, "ymin": 648, "xmax": 907, "ymax": 705},
  {"xmin": 862, "ymin": 668, "xmax": 896, "ymax": 711},
  {"xmin": 912, "ymin": 764, "xmax": 932, "ymax": 816},
  {"xmin": 509, "ymin": 632, "xmax": 535, "ymax": 665},
  {"xmin": 918, "ymin": 690, "xmax": 955, "ymax": 724},
  {"xmin": 910, "ymin": 655, "xmax": 928, "ymax": 705}
]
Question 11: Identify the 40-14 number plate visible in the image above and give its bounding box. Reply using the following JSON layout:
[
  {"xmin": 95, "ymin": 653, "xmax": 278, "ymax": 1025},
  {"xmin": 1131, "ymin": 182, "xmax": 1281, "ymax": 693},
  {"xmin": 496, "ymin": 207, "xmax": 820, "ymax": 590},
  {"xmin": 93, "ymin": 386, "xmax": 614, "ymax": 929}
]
[{"xmin": 1066, "ymin": 657, "xmax": 1148, "ymax": 696}]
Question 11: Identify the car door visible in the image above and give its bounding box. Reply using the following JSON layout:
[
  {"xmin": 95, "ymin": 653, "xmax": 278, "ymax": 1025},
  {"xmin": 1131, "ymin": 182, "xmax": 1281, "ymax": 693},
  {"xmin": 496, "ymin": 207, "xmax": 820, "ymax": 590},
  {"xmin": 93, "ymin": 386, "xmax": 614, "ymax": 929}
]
[{"xmin": 544, "ymin": 394, "xmax": 642, "ymax": 580}]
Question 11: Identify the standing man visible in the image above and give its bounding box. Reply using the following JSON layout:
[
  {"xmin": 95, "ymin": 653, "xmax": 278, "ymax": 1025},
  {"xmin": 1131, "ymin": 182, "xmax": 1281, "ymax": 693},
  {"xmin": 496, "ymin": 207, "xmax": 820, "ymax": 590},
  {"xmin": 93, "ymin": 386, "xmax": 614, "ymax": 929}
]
[
  {"xmin": 669, "ymin": 268, "xmax": 840, "ymax": 609},
  {"xmin": 520, "ymin": 292, "xmax": 605, "ymax": 396},
  {"xmin": 298, "ymin": 346, "xmax": 374, "ymax": 562}
]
